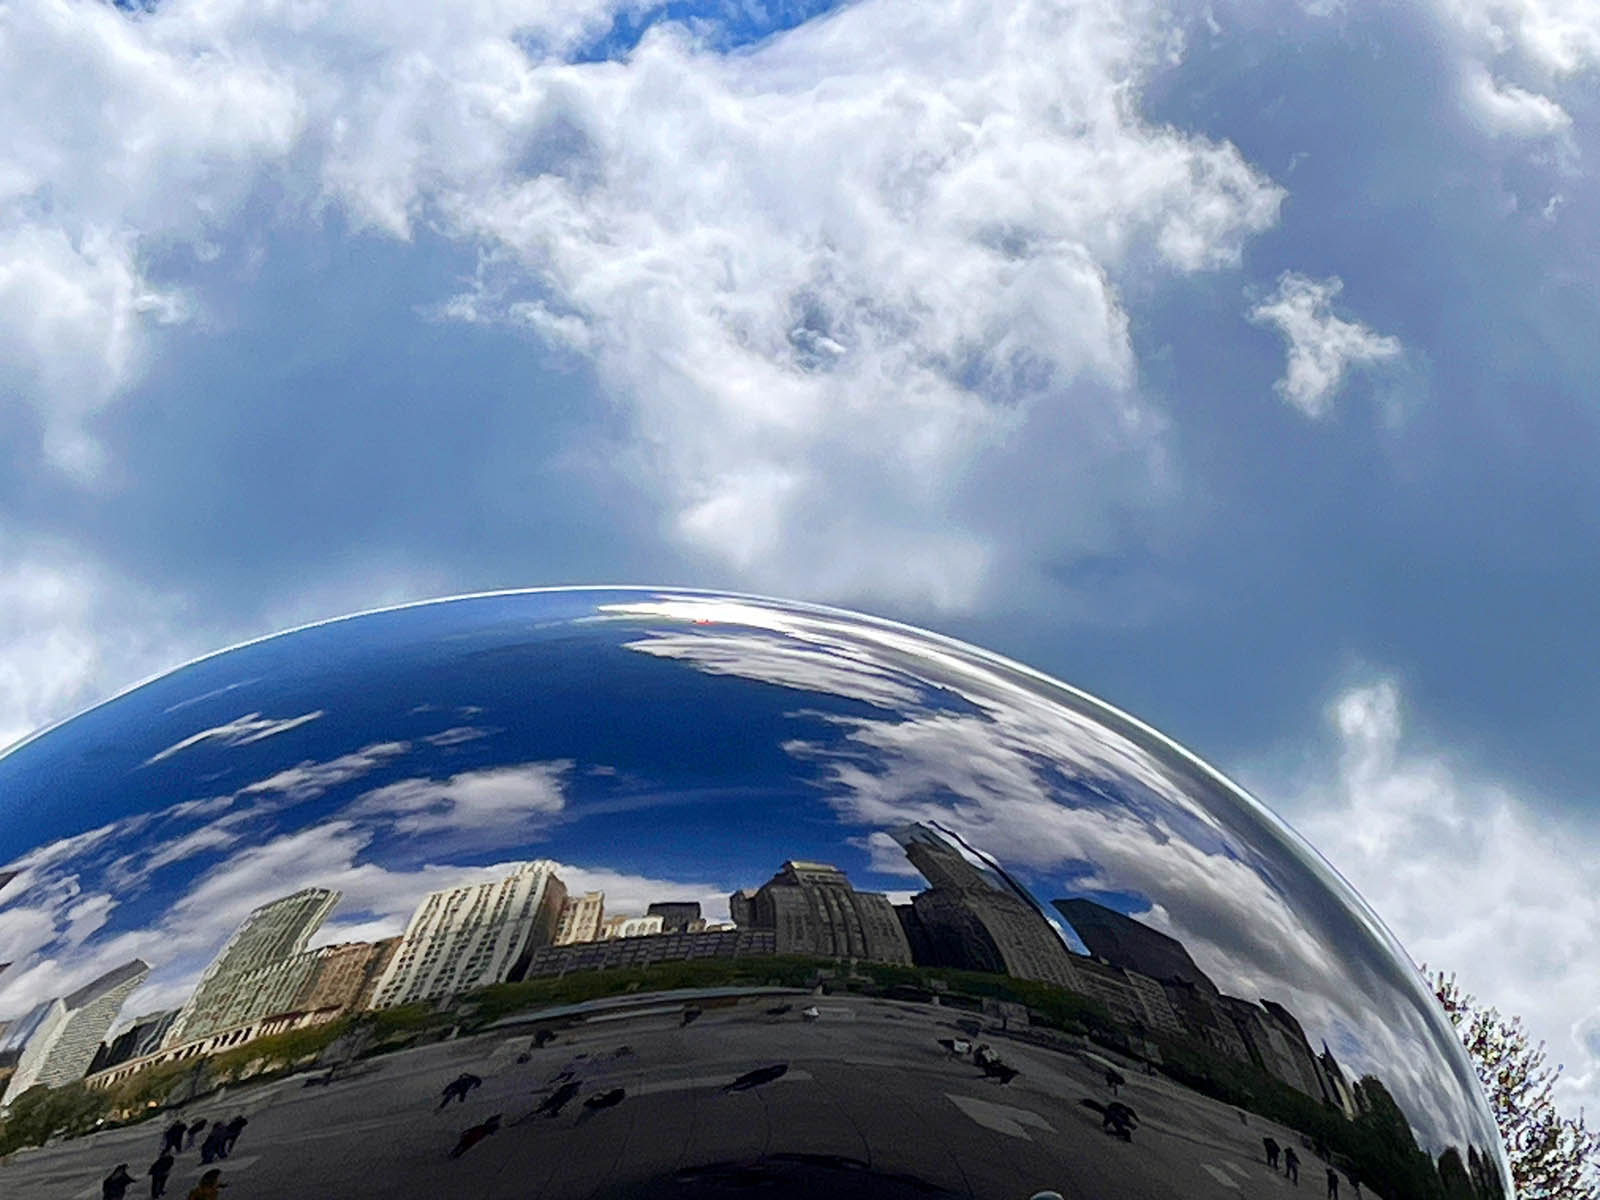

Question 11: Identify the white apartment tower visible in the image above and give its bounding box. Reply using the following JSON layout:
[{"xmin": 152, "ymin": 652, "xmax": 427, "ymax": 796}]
[
  {"xmin": 369, "ymin": 862, "xmax": 566, "ymax": 1008},
  {"xmin": 164, "ymin": 887, "xmax": 340, "ymax": 1047},
  {"xmin": 2, "ymin": 959, "xmax": 149, "ymax": 1104},
  {"xmin": 554, "ymin": 891, "xmax": 606, "ymax": 945}
]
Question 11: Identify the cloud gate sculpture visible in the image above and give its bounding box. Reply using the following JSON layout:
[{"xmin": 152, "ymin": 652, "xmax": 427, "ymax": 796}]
[{"xmin": 0, "ymin": 588, "xmax": 1509, "ymax": 1200}]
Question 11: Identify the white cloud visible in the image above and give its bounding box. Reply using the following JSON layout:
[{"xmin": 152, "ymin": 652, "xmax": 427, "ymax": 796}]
[
  {"xmin": 0, "ymin": 538, "xmax": 200, "ymax": 756},
  {"xmin": 611, "ymin": 614, "xmax": 1491, "ymax": 1151},
  {"xmin": 1441, "ymin": 0, "xmax": 1600, "ymax": 77},
  {"xmin": 350, "ymin": 760, "xmax": 571, "ymax": 834},
  {"xmin": 621, "ymin": 626, "xmax": 929, "ymax": 711},
  {"xmin": 423, "ymin": 726, "xmax": 495, "ymax": 748},
  {"xmin": 1461, "ymin": 64, "xmax": 1573, "ymax": 136},
  {"xmin": 143, "ymin": 710, "xmax": 325, "ymax": 765},
  {"xmin": 431, "ymin": 0, "xmax": 1282, "ymax": 606},
  {"xmin": 1248, "ymin": 272, "xmax": 1403, "ymax": 418},
  {"xmin": 0, "ymin": 227, "xmax": 188, "ymax": 481},
  {"xmin": 0, "ymin": 0, "xmax": 303, "ymax": 476},
  {"xmin": 0, "ymin": 0, "xmax": 1283, "ymax": 611},
  {"xmin": 103, "ymin": 823, "xmax": 246, "ymax": 893},
  {"xmin": 238, "ymin": 740, "xmax": 412, "ymax": 803},
  {"xmin": 1263, "ymin": 677, "xmax": 1600, "ymax": 1121},
  {"xmin": 1433, "ymin": 0, "xmax": 1600, "ymax": 140}
]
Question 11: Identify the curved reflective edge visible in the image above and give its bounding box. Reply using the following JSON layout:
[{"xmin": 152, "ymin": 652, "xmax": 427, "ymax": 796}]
[{"xmin": 0, "ymin": 588, "xmax": 1509, "ymax": 1200}]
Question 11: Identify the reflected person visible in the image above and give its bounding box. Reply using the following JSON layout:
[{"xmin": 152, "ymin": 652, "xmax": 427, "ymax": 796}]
[
  {"xmin": 148, "ymin": 1150, "xmax": 175, "ymax": 1199},
  {"xmin": 103, "ymin": 1164, "xmax": 135, "ymax": 1200}
]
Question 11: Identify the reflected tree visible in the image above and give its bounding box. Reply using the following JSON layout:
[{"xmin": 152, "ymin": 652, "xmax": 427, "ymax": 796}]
[{"xmin": 0, "ymin": 1083, "xmax": 111, "ymax": 1156}]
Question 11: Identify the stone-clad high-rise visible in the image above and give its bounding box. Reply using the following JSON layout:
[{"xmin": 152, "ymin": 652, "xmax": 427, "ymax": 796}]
[{"xmin": 368, "ymin": 862, "xmax": 566, "ymax": 1007}]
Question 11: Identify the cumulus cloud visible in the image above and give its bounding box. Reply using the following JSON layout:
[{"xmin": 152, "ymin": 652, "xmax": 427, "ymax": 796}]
[
  {"xmin": 1441, "ymin": 0, "xmax": 1600, "ymax": 77},
  {"xmin": 1461, "ymin": 64, "xmax": 1573, "ymax": 136},
  {"xmin": 1248, "ymin": 273, "xmax": 1402, "ymax": 418},
  {"xmin": 433, "ymin": 0, "xmax": 1282, "ymax": 606},
  {"xmin": 0, "ymin": 227, "xmax": 188, "ymax": 480},
  {"xmin": 0, "ymin": 0, "xmax": 1284, "ymax": 611},
  {"xmin": 1264, "ymin": 677, "xmax": 1600, "ymax": 1119},
  {"xmin": 1433, "ymin": 0, "xmax": 1600, "ymax": 139},
  {"xmin": 0, "ymin": 538, "xmax": 198, "ymax": 755},
  {"xmin": 0, "ymin": 0, "xmax": 302, "ymax": 477}
]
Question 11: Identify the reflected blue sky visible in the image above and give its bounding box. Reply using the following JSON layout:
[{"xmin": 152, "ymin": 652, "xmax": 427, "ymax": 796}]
[{"xmin": 0, "ymin": 590, "xmax": 1499, "ymax": 1166}]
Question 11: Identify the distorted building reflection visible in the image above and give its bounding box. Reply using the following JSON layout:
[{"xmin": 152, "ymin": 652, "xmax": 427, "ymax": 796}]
[
  {"xmin": 742, "ymin": 860, "xmax": 912, "ymax": 964},
  {"xmin": 0, "ymin": 589, "xmax": 1510, "ymax": 1200},
  {"xmin": 894, "ymin": 822, "xmax": 1079, "ymax": 987},
  {"xmin": 2, "ymin": 960, "xmax": 149, "ymax": 1104},
  {"xmin": 371, "ymin": 862, "xmax": 565, "ymax": 1008}
]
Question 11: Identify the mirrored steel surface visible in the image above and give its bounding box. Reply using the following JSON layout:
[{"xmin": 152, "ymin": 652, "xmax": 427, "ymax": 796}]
[{"xmin": 0, "ymin": 589, "xmax": 1508, "ymax": 1200}]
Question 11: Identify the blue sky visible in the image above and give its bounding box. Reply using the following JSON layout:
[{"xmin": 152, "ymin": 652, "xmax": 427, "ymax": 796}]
[{"xmin": 1, "ymin": 0, "xmax": 1597, "ymax": 1115}]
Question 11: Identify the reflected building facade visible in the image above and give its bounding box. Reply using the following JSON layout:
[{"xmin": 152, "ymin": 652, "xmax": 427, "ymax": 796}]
[
  {"xmin": 301, "ymin": 939, "xmax": 399, "ymax": 1014},
  {"xmin": 164, "ymin": 888, "xmax": 340, "ymax": 1047},
  {"xmin": 87, "ymin": 1009, "xmax": 179, "ymax": 1076},
  {"xmin": 0, "ymin": 588, "xmax": 1511, "ymax": 1199},
  {"xmin": 729, "ymin": 888, "xmax": 758, "ymax": 929},
  {"xmin": 745, "ymin": 861, "xmax": 912, "ymax": 964},
  {"xmin": 522, "ymin": 927, "xmax": 778, "ymax": 977},
  {"xmin": 1052, "ymin": 897, "xmax": 1216, "ymax": 992},
  {"xmin": 601, "ymin": 914, "xmax": 664, "ymax": 939},
  {"xmin": 646, "ymin": 901, "xmax": 701, "ymax": 932},
  {"xmin": 897, "ymin": 824, "xmax": 1079, "ymax": 987},
  {"xmin": 554, "ymin": 891, "xmax": 606, "ymax": 945},
  {"xmin": 1, "ymin": 960, "xmax": 149, "ymax": 1103},
  {"xmin": 369, "ymin": 862, "xmax": 566, "ymax": 1007}
]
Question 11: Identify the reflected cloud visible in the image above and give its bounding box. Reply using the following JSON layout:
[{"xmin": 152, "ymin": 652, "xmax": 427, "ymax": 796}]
[
  {"xmin": 349, "ymin": 761, "xmax": 571, "ymax": 836},
  {"xmin": 0, "ymin": 589, "xmax": 1507, "ymax": 1200},
  {"xmin": 422, "ymin": 726, "xmax": 496, "ymax": 748},
  {"xmin": 142, "ymin": 710, "xmax": 324, "ymax": 765},
  {"xmin": 239, "ymin": 740, "xmax": 411, "ymax": 805},
  {"xmin": 160, "ymin": 679, "xmax": 261, "ymax": 716}
]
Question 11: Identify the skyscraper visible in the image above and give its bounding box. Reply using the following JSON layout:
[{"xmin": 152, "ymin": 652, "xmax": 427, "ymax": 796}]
[
  {"xmin": 646, "ymin": 901, "xmax": 702, "ymax": 932},
  {"xmin": 1320, "ymin": 1043, "xmax": 1361, "ymax": 1117},
  {"xmin": 554, "ymin": 891, "xmax": 606, "ymax": 945},
  {"xmin": 893, "ymin": 824, "xmax": 1021, "ymax": 898},
  {"xmin": 1051, "ymin": 898, "xmax": 1218, "ymax": 992},
  {"xmin": 368, "ymin": 862, "xmax": 566, "ymax": 1008},
  {"xmin": 1, "ymin": 959, "xmax": 149, "ymax": 1103},
  {"xmin": 1259, "ymin": 999, "xmax": 1339, "ymax": 1105},
  {"xmin": 1222, "ymin": 996, "xmax": 1328, "ymax": 1095},
  {"xmin": 164, "ymin": 887, "xmax": 341, "ymax": 1047},
  {"xmin": 894, "ymin": 824, "xmax": 1078, "ymax": 987},
  {"xmin": 747, "ymin": 861, "xmax": 912, "ymax": 964}
]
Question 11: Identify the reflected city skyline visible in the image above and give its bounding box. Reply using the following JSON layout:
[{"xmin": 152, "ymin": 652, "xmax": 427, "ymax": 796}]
[{"xmin": 0, "ymin": 588, "xmax": 1509, "ymax": 1200}]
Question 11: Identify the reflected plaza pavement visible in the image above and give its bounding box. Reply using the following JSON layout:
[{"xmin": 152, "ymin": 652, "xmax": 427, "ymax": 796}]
[{"xmin": 0, "ymin": 589, "xmax": 1510, "ymax": 1200}]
